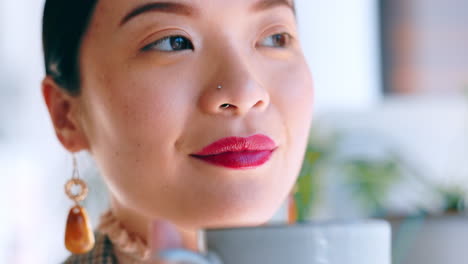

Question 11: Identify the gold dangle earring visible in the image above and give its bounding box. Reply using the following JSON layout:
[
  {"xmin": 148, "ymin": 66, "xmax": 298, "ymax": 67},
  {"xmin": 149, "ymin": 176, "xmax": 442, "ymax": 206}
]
[{"xmin": 64, "ymin": 155, "xmax": 95, "ymax": 254}]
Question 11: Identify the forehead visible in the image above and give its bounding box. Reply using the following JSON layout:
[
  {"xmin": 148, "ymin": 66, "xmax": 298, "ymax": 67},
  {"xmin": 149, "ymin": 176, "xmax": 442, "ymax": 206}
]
[{"xmin": 90, "ymin": 0, "xmax": 294, "ymax": 29}]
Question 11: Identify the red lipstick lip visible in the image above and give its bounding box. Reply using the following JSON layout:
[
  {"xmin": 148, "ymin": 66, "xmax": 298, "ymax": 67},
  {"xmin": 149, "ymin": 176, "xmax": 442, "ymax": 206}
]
[
  {"xmin": 193, "ymin": 134, "xmax": 277, "ymax": 156},
  {"xmin": 190, "ymin": 134, "xmax": 277, "ymax": 169}
]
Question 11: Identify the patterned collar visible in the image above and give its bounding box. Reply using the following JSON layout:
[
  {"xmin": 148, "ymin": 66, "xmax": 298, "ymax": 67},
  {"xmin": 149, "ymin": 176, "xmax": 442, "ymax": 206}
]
[{"xmin": 63, "ymin": 231, "xmax": 119, "ymax": 264}]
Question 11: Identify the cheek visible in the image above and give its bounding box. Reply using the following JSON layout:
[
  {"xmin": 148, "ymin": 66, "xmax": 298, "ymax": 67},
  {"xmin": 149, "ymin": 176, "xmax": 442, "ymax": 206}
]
[
  {"xmin": 85, "ymin": 64, "xmax": 194, "ymax": 146},
  {"xmin": 80, "ymin": 66, "xmax": 194, "ymax": 193},
  {"xmin": 270, "ymin": 59, "xmax": 314, "ymax": 177},
  {"xmin": 272, "ymin": 59, "xmax": 314, "ymax": 142}
]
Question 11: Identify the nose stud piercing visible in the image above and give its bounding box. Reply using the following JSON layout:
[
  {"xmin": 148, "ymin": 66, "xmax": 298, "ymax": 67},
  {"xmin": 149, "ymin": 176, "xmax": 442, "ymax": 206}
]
[{"xmin": 217, "ymin": 85, "xmax": 222, "ymax": 89}]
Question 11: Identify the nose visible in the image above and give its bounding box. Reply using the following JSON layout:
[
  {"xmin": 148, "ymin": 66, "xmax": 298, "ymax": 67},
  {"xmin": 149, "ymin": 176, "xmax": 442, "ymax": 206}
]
[{"xmin": 197, "ymin": 48, "xmax": 270, "ymax": 117}]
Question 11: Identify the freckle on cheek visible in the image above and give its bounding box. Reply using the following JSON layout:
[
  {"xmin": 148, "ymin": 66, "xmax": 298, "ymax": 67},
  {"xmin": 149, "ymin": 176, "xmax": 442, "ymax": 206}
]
[{"xmin": 123, "ymin": 104, "xmax": 130, "ymax": 116}]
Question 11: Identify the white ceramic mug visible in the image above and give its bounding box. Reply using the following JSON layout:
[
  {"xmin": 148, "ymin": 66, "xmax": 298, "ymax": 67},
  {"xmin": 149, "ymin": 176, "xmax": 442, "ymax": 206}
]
[{"xmin": 156, "ymin": 220, "xmax": 391, "ymax": 264}]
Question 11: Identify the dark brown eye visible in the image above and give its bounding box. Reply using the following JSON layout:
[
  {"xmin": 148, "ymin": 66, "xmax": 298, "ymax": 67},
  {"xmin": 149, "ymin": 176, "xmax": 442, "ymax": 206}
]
[
  {"xmin": 143, "ymin": 35, "xmax": 194, "ymax": 52},
  {"xmin": 259, "ymin": 33, "xmax": 292, "ymax": 48}
]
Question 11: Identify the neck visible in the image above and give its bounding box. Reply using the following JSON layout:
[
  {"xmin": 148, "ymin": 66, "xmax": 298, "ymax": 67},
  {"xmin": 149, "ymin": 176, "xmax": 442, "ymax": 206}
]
[{"xmin": 108, "ymin": 197, "xmax": 200, "ymax": 263}]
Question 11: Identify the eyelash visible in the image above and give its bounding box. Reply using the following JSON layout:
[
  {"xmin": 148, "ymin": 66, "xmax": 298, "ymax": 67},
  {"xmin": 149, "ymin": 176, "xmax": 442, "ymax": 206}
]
[{"xmin": 141, "ymin": 32, "xmax": 294, "ymax": 52}]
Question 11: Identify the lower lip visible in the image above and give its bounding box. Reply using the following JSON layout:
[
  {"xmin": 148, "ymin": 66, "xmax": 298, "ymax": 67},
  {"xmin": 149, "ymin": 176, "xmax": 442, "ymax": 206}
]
[{"xmin": 191, "ymin": 150, "xmax": 275, "ymax": 169}]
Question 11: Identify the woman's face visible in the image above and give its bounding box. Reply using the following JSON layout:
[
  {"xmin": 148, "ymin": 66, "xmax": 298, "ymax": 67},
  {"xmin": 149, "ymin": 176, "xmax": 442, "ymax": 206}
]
[{"xmin": 77, "ymin": 0, "xmax": 313, "ymax": 229}]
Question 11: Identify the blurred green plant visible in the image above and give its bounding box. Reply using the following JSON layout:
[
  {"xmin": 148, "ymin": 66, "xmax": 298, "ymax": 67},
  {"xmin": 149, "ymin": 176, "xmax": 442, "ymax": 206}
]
[
  {"xmin": 397, "ymin": 154, "xmax": 468, "ymax": 215},
  {"xmin": 294, "ymin": 122, "xmax": 468, "ymax": 221},
  {"xmin": 437, "ymin": 186, "xmax": 466, "ymax": 213},
  {"xmin": 340, "ymin": 156, "xmax": 402, "ymax": 216},
  {"xmin": 294, "ymin": 128, "xmax": 404, "ymax": 220},
  {"xmin": 293, "ymin": 130, "xmax": 339, "ymax": 222}
]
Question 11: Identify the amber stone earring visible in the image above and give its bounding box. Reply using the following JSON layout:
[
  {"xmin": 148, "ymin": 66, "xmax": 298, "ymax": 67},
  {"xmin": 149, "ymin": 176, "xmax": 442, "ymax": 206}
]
[{"xmin": 64, "ymin": 155, "xmax": 95, "ymax": 254}]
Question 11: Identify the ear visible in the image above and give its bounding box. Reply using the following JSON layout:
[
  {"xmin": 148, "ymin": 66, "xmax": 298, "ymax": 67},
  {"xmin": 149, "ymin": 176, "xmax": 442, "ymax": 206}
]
[{"xmin": 42, "ymin": 76, "xmax": 90, "ymax": 152}]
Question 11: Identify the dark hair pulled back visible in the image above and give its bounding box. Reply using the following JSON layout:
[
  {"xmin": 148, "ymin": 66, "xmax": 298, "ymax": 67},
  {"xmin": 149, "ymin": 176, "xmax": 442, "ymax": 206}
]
[{"xmin": 42, "ymin": 0, "xmax": 99, "ymax": 95}]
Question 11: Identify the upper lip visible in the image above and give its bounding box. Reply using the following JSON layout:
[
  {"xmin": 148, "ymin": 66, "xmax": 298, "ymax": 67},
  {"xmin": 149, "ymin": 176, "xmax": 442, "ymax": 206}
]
[{"xmin": 191, "ymin": 134, "xmax": 277, "ymax": 156}]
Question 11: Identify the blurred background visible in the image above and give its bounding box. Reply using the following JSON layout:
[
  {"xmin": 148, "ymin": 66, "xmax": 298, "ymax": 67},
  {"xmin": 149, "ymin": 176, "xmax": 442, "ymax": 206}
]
[{"xmin": 1, "ymin": 0, "xmax": 467, "ymax": 263}]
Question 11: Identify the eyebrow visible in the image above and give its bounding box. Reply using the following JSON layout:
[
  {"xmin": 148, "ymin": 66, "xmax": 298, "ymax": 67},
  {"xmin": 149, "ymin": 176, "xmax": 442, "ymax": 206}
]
[
  {"xmin": 120, "ymin": 0, "xmax": 295, "ymax": 27},
  {"xmin": 251, "ymin": 0, "xmax": 295, "ymax": 14}
]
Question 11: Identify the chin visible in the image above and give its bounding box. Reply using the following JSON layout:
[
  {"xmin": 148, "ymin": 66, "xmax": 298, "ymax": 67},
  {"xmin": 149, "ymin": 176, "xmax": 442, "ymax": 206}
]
[
  {"xmin": 176, "ymin": 195, "xmax": 284, "ymax": 229},
  {"xmin": 199, "ymin": 211, "xmax": 276, "ymax": 230}
]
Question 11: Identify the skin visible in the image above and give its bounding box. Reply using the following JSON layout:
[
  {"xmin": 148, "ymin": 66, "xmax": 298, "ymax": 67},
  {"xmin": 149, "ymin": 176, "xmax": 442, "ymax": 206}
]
[{"xmin": 42, "ymin": 0, "xmax": 314, "ymax": 262}]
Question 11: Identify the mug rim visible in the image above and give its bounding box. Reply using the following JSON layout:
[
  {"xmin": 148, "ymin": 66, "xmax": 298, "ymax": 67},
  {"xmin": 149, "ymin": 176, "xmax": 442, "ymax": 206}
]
[{"xmin": 203, "ymin": 218, "xmax": 389, "ymax": 232}]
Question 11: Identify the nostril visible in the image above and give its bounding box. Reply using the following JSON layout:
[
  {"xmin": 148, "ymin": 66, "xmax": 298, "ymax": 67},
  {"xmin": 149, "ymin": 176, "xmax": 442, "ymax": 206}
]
[{"xmin": 254, "ymin": 100, "xmax": 263, "ymax": 108}]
